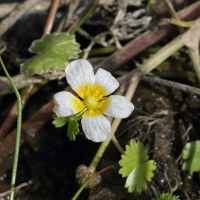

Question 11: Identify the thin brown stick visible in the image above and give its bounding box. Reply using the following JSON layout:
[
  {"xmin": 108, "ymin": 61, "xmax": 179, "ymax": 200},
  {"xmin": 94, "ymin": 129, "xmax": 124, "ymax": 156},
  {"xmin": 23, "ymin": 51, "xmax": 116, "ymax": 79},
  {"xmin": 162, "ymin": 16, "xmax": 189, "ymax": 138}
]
[
  {"xmin": 0, "ymin": 74, "xmax": 43, "ymax": 95},
  {"xmin": 82, "ymin": 41, "xmax": 95, "ymax": 59},
  {"xmin": 43, "ymin": 0, "xmax": 60, "ymax": 36},
  {"xmin": 0, "ymin": 182, "xmax": 28, "ymax": 197},
  {"xmin": 118, "ymin": 66, "xmax": 200, "ymax": 97},
  {"xmin": 142, "ymin": 76, "xmax": 200, "ymax": 96}
]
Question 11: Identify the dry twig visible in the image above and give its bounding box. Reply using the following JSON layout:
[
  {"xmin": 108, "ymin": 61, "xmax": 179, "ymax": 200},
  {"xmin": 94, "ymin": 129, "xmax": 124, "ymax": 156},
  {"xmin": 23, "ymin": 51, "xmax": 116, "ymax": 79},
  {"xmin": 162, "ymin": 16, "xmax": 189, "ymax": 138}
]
[
  {"xmin": 0, "ymin": 182, "xmax": 28, "ymax": 197},
  {"xmin": 43, "ymin": 0, "xmax": 60, "ymax": 36},
  {"xmin": 142, "ymin": 76, "xmax": 200, "ymax": 96}
]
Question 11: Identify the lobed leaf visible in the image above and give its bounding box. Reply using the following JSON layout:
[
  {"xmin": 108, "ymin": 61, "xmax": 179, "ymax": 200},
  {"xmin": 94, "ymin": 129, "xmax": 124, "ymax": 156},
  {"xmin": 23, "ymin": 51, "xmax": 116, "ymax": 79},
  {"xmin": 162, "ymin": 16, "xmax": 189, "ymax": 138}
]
[
  {"xmin": 182, "ymin": 140, "xmax": 200, "ymax": 175},
  {"xmin": 119, "ymin": 140, "xmax": 156, "ymax": 193},
  {"xmin": 21, "ymin": 33, "xmax": 81, "ymax": 75},
  {"xmin": 52, "ymin": 114, "xmax": 69, "ymax": 128},
  {"xmin": 52, "ymin": 114, "xmax": 82, "ymax": 141},
  {"xmin": 67, "ymin": 114, "xmax": 82, "ymax": 141}
]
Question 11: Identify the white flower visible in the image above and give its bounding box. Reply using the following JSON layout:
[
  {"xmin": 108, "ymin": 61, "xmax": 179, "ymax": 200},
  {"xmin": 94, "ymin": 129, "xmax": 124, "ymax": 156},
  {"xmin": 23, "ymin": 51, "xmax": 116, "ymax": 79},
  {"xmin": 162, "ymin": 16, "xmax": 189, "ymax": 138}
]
[{"xmin": 53, "ymin": 59, "xmax": 134, "ymax": 142}]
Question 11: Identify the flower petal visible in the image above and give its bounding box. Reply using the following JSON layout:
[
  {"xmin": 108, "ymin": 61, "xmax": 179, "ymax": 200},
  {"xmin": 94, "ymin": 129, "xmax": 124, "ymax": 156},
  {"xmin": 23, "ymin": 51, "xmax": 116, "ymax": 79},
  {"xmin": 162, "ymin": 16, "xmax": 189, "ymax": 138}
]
[
  {"xmin": 53, "ymin": 91, "xmax": 85, "ymax": 117},
  {"xmin": 81, "ymin": 115, "xmax": 111, "ymax": 142},
  {"xmin": 65, "ymin": 59, "xmax": 95, "ymax": 98},
  {"xmin": 94, "ymin": 68, "xmax": 119, "ymax": 96},
  {"xmin": 102, "ymin": 95, "xmax": 134, "ymax": 118}
]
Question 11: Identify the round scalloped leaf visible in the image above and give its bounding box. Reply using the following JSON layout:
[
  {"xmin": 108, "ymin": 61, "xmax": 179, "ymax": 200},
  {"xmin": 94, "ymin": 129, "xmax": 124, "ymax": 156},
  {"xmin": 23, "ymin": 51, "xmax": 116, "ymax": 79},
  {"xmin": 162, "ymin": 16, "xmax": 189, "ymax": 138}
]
[
  {"xmin": 21, "ymin": 33, "xmax": 81, "ymax": 75},
  {"xmin": 119, "ymin": 140, "xmax": 149, "ymax": 177},
  {"xmin": 182, "ymin": 140, "xmax": 200, "ymax": 175},
  {"xmin": 119, "ymin": 140, "xmax": 156, "ymax": 193}
]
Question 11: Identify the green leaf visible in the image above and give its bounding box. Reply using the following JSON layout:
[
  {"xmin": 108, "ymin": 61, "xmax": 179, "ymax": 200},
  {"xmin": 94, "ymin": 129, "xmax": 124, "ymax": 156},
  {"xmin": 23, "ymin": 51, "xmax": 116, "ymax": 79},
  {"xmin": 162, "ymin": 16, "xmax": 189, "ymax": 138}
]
[
  {"xmin": 182, "ymin": 140, "xmax": 200, "ymax": 175},
  {"xmin": 21, "ymin": 33, "xmax": 81, "ymax": 75},
  {"xmin": 119, "ymin": 140, "xmax": 156, "ymax": 193},
  {"xmin": 52, "ymin": 114, "xmax": 69, "ymax": 128},
  {"xmin": 151, "ymin": 193, "xmax": 180, "ymax": 200},
  {"xmin": 67, "ymin": 114, "xmax": 82, "ymax": 141},
  {"xmin": 52, "ymin": 114, "xmax": 82, "ymax": 141}
]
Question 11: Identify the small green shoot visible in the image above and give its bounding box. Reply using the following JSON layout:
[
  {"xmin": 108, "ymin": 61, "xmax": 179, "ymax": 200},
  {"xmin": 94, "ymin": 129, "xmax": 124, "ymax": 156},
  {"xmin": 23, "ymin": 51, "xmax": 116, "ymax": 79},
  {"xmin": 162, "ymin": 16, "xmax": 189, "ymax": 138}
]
[
  {"xmin": 21, "ymin": 33, "xmax": 81, "ymax": 75},
  {"xmin": 0, "ymin": 57, "xmax": 22, "ymax": 200},
  {"xmin": 151, "ymin": 193, "xmax": 180, "ymax": 200},
  {"xmin": 52, "ymin": 114, "xmax": 82, "ymax": 141},
  {"xmin": 119, "ymin": 140, "xmax": 156, "ymax": 193},
  {"xmin": 182, "ymin": 140, "xmax": 200, "ymax": 175}
]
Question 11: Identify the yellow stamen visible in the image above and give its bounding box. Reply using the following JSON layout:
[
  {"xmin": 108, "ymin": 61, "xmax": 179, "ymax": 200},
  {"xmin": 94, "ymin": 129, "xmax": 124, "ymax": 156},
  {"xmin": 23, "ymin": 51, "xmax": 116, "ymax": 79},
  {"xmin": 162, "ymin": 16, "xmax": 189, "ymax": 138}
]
[
  {"xmin": 70, "ymin": 95, "xmax": 85, "ymax": 113},
  {"xmin": 83, "ymin": 109, "xmax": 100, "ymax": 117},
  {"xmin": 76, "ymin": 108, "xmax": 87, "ymax": 117},
  {"xmin": 97, "ymin": 98, "xmax": 110, "ymax": 113},
  {"xmin": 74, "ymin": 83, "xmax": 111, "ymax": 117},
  {"xmin": 94, "ymin": 108, "xmax": 103, "ymax": 115}
]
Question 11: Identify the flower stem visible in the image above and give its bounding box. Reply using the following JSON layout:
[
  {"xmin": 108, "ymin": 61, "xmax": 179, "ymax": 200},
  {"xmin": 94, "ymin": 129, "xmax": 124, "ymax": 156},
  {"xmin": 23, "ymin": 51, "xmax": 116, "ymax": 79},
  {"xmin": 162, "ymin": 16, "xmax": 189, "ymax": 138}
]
[
  {"xmin": 139, "ymin": 36, "xmax": 184, "ymax": 75},
  {"xmin": 0, "ymin": 57, "xmax": 22, "ymax": 200},
  {"xmin": 170, "ymin": 18, "xmax": 195, "ymax": 27},
  {"xmin": 163, "ymin": 0, "xmax": 184, "ymax": 33},
  {"xmin": 88, "ymin": 74, "xmax": 142, "ymax": 172},
  {"xmin": 111, "ymin": 135, "xmax": 125, "ymax": 154},
  {"xmin": 189, "ymin": 48, "xmax": 200, "ymax": 82},
  {"xmin": 88, "ymin": 118, "xmax": 122, "ymax": 172}
]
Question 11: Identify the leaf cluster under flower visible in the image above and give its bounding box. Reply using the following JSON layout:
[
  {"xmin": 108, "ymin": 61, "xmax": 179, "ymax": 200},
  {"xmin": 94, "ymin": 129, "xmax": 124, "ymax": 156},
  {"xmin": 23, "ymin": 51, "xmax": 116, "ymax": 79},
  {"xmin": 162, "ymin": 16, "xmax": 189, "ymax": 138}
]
[{"xmin": 52, "ymin": 114, "xmax": 82, "ymax": 141}]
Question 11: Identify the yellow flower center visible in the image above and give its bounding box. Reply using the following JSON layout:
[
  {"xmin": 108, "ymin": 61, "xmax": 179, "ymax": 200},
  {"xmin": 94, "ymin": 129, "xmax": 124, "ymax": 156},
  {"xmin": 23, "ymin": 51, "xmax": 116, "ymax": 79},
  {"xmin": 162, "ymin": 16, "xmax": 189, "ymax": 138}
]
[
  {"xmin": 71, "ymin": 83, "xmax": 111, "ymax": 117},
  {"xmin": 84, "ymin": 95, "xmax": 99, "ymax": 109}
]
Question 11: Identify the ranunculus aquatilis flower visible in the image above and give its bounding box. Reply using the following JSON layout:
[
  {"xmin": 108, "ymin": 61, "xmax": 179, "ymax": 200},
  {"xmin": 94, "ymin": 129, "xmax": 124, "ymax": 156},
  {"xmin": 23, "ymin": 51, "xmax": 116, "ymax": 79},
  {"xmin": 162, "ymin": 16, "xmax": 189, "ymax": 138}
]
[{"xmin": 53, "ymin": 59, "xmax": 134, "ymax": 142}]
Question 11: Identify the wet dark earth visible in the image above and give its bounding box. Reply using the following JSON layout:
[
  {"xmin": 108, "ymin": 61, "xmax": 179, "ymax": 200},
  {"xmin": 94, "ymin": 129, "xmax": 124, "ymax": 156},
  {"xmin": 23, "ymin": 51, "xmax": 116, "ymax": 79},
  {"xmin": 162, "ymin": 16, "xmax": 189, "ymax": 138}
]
[{"xmin": 1, "ymin": 81, "xmax": 200, "ymax": 199}]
